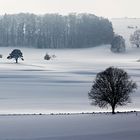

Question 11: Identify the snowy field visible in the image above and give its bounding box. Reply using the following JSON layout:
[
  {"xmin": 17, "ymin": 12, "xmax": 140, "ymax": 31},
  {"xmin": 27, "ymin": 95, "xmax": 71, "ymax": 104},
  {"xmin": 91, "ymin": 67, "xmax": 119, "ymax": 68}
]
[
  {"xmin": 0, "ymin": 45, "xmax": 140, "ymax": 114},
  {"xmin": 0, "ymin": 112, "xmax": 139, "ymax": 140},
  {"xmin": 0, "ymin": 18, "xmax": 140, "ymax": 140},
  {"xmin": 0, "ymin": 19, "xmax": 140, "ymax": 114}
]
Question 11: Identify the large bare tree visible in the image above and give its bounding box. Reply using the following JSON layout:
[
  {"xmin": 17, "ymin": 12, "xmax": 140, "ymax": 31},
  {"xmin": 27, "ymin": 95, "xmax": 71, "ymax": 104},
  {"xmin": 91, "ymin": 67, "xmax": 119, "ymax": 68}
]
[{"xmin": 88, "ymin": 67, "xmax": 137, "ymax": 114}]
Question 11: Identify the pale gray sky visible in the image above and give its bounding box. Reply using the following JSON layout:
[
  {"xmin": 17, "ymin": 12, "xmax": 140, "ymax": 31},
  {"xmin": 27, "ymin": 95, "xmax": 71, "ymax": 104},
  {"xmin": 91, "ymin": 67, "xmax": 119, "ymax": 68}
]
[{"xmin": 0, "ymin": 0, "xmax": 139, "ymax": 18}]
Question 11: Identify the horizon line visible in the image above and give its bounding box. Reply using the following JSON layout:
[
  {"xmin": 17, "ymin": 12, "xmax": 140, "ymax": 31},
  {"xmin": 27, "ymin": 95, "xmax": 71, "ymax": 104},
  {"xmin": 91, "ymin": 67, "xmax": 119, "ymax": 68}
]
[{"xmin": 0, "ymin": 12, "xmax": 139, "ymax": 19}]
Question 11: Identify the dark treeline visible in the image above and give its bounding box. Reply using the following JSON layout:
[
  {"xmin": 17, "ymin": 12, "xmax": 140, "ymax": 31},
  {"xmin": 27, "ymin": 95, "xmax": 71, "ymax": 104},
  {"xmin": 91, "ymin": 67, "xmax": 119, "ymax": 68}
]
[{"xmin": 0, "ymin": 13, "xmax": 114, "ymax": 48}]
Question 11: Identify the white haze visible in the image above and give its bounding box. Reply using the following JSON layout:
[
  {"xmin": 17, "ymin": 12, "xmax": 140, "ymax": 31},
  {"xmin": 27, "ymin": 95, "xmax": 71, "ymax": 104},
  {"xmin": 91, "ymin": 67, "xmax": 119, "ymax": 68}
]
[{"xmin": 0, "ymin": 0, "xmax": 139, "ymax": 18}]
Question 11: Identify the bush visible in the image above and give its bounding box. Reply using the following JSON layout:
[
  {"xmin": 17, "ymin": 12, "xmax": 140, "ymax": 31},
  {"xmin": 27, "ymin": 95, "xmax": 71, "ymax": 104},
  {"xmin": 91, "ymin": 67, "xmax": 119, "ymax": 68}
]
[
  {"xmin": 44, "ymin": 53, "xmax": 51, "ymax": 60},
  {"xmin": 44, "ymin": 53, "xmax": 56, "ymax": 60},
  {"xmin": 111, "ymin": 35, "xmax": 125, "ymax": 53}
]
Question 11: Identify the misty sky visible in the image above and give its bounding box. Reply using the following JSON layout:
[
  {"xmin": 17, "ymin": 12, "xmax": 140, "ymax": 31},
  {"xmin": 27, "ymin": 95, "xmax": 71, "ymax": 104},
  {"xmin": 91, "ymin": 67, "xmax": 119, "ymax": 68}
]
[{"xmin": 0, "ymin": 0, "xmax": 139, "ymax": 18}]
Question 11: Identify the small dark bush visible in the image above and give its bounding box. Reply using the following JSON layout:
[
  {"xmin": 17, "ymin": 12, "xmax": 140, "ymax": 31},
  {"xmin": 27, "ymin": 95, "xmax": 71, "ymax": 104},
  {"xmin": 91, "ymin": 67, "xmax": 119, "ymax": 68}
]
[{"xmin": 44, "ymin": 53, "xmax": 51, "ymax": 60}]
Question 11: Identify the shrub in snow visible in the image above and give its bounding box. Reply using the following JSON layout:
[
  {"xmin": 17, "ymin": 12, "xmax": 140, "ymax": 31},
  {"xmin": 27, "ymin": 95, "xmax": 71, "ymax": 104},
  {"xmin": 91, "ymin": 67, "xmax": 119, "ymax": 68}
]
[
  {"xmin": 44, "ymin": 53, "xmax": 56, "ymax": 60},
  {"xmin": 127, "ymin": 26, "xmax": 134, "ymax": 29},
  {"xmin": 111, "ymin": 35, "xmax": 126, "ymax": 53},
  {"xmin": 130, "ymin": 30, "xmax": 140, "ymax": 48},
  {"xmin": 7, "ymin": 49, "xmax": 24, "ymax": 63},
  {"xmin": 51, "ymin": 54, "xmax": 56, "ymax": 58},
  {"xmin": 88, "ymin": 67, "xmax": 137, "ymax": 114},
  {"xmin": 44, "ymin": 53, "xmax": 51, "ymax": 60}
]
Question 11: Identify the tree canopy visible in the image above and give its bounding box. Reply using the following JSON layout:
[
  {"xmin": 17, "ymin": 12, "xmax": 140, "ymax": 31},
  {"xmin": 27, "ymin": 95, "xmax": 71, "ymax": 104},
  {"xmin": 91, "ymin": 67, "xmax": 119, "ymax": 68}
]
[
  {"xmin": 7, "ymin": 49, "xmax": 24, "ymax": 63},
  {"xmin": 111, "ymin": 35, "xmax": 125, "ymax": 53}
]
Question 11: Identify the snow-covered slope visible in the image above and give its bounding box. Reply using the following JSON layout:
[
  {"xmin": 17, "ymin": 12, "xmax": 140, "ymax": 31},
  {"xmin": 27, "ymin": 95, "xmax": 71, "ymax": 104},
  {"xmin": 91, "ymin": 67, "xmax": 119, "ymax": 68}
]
[
  {"xmin": 0, "ymin": 18, "xmax": 140, "ymax": 140},
  {"xmin": 0, "ymin": 19, "xmax": 140, "ymax": 114}
]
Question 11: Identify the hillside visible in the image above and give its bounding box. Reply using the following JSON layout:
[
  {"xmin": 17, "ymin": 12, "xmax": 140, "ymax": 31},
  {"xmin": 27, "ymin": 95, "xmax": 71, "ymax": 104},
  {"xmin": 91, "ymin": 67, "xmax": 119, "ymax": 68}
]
[
  {"xmin": 0, "ymin": 45, "xmax": 140, "ymax": 114},
  {"xmin": 0, "ymin": 18, "xmax": 140, "ymax": 140}
]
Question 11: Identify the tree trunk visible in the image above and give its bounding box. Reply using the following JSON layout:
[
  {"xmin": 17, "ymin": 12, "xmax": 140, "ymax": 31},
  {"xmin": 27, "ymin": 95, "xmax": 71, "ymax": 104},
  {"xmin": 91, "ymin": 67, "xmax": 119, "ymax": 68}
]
[
  {"xmin": 111, "ymin": 105, "xmax": 115, "ymax": 114},
  {"xmin": 15, "ymin": 58, "xmax": 18, "ymax": 63}
]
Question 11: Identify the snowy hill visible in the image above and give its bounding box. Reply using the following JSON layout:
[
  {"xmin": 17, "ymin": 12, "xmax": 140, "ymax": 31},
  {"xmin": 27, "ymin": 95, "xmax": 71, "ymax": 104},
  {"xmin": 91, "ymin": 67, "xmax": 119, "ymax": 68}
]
[
  {"xmin": 0, "ymin": 18, "xmax": 140, "ymax": 114},
  {"xmin": 0, "ymin": 18, "xmax": 140, "ymax": 140}
]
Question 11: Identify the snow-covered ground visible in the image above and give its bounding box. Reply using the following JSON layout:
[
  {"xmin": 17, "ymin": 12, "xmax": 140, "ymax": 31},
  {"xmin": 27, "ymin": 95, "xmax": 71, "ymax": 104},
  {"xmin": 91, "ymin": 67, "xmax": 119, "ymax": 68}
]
[
  {"xmin": 0, "ymin": 18, "xmax": 140, "ymax": 140},
  {"xmin": 0, "ymin": 19, "xmax": 140, "ymax": 114},
  {"xmin": 0, "ymin": 112, "xmax": 139, "ymax": 140}
]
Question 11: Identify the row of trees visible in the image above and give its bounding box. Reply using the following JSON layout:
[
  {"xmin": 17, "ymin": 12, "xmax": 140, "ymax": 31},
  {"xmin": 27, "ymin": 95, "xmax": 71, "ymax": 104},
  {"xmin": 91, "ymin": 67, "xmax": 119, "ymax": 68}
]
[{"xmin": 0, "ymin": 13, "xmax": 114, "ymax": 48}]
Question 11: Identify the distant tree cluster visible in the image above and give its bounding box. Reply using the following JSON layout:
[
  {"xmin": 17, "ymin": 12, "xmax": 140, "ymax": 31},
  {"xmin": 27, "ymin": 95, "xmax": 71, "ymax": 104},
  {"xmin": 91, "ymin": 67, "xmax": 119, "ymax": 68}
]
[
  {"xmin": 0, "ymin": 13, "xmax": 114, "ymax": 48},
  {"xmin": 130, "ymin": 30, "xmax": 140, "ymax": 48}
]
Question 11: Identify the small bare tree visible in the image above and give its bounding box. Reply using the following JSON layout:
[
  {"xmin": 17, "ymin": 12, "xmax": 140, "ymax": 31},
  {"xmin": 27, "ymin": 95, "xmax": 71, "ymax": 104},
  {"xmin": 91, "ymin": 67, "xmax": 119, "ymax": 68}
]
[
  {"xmin": 88, "ymin": 67, "xmax": 137, "ymax": 114},
  {"xmin": 7, "ymin": 49, "xmax": 24, "ymax": 63},
  {"xmin": 130, "ymin": 30, "xmax": 140, "ymax": 48}
]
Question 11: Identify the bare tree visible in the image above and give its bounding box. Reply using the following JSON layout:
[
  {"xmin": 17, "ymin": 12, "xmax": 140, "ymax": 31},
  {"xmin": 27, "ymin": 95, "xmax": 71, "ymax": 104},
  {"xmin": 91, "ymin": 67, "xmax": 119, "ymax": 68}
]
[
  {"xmin": 130, "ymin": 30, "xmax": 140, "ymax": 48},
  {"xmin": 88, "ymin": 67, "xmax": 137, "ymax": 114}
]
